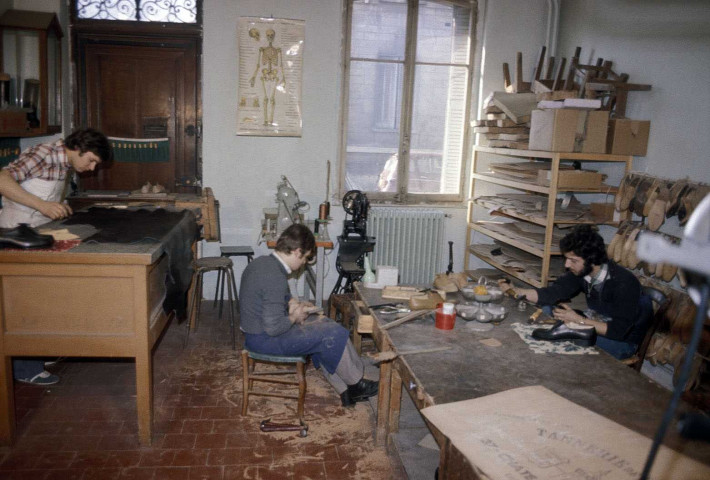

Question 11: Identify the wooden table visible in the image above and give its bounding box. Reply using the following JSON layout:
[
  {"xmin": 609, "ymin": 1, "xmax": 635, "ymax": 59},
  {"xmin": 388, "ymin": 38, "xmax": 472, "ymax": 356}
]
[
  {"xmin": 0, "ymin": 211, "xmax": 196, "ymax": 446},
  {"xmin": 353, "ymin": 281, "xmax": 710, "ymax": 473}
]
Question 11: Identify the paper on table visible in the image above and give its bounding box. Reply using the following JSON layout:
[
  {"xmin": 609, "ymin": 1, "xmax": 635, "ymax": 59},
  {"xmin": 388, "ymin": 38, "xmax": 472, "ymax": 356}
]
[
  {"xmin": 38, "ymin": 228, "xmax": 80, "ymax": 241},
  {"xmin": 421, "ymin": 385, "xmax": 710, "ymax": 480}
]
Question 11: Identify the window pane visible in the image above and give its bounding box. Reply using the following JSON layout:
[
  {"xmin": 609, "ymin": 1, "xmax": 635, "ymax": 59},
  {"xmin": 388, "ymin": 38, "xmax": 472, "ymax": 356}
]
[
  {"xmin": 416, "ymin": 1, "xmax": 471, "ymax": 65},
  {"xmin": 350, "ymin": 0, "xmax": 407, "ymax": 61},
  {"xmin": 408, "ymin": 65, "xmax": 468, "ymax": 194},
  {"xmin": 77, "ymin": 0, "xmax": 138, "ymax": 21},
  {"xmin": 345, "ymin": 60, "xmax": 402, "ymax": 192},
  {"xmin": 140, "ymin": 0, "xmax": 197, "ymax": 23}
]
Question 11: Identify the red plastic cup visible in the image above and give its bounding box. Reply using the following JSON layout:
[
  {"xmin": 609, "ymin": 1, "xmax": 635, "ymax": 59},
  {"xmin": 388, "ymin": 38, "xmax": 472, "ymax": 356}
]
[{"xmin": 435, "ymin": 307, "xmax": 456, "ymax": 330}]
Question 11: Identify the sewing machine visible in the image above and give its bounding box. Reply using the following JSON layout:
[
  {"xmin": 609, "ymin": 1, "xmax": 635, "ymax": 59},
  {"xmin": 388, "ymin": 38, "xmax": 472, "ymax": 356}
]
[{"xmin": 262, "ymin": 176, "xmax": 309, "ymax": 240}]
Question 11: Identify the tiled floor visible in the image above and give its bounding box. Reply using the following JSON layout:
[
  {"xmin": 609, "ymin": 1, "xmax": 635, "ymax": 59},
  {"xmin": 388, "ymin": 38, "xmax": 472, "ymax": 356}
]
[{"xmin": 0, "ymin": 302, "xmax": 407, "ymax": 480}]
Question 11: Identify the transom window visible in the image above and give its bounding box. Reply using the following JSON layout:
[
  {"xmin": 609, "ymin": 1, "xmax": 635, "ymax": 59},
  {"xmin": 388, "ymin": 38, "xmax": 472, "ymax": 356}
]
[
  {"xmin": 341, "ymin": 0, "xmax": 476, "ymax": 203},
  {"xmin": 76, "ymin": 0, "xmax": 198, "ymax": 23}
]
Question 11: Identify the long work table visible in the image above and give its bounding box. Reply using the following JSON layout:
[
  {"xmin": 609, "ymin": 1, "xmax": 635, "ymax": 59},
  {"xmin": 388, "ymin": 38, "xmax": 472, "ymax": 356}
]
[
  {"xmin": 353, "ymin": 280, "xmax": 710, "ymax": 475},
  {"xmin": 0, "ymin": 208, "xmax": 198, "ymax": 446}
]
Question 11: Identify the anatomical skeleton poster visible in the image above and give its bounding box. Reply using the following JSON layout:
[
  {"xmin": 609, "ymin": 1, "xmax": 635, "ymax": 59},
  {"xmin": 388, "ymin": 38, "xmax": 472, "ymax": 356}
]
[{"xmin": 237, "ymin": 17, "xmax": 304, "ymax": 137}]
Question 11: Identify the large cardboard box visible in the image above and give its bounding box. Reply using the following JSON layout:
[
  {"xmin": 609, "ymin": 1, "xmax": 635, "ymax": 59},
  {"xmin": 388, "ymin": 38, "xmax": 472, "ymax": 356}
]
[
  {"xmin": 529, "ymin": 109, "xmax": 609, "ymax": 153},
  {"xmin": 607, "ymin": 119, "xmax": 650, "ymax": 156}
]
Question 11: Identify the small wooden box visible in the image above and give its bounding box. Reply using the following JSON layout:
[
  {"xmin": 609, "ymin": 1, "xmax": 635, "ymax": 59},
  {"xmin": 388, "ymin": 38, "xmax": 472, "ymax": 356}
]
[
  {"xmin": 607, "ymin": 119, "xmax": 650, "ymax": 156},
  {"xmin": 537, "ymin": 169, "xmax": 602, "ymax": 189}
]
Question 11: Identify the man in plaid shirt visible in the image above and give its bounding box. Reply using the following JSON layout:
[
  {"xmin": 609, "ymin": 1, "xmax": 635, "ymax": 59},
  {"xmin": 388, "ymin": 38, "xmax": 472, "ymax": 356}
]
[
  {"xmin": 0, "ymin": 128, "xmax": 111, "ymax": 385},
  {"xmin": 0, "ymin": 128, "xmax": 111, "ymax": 228}
]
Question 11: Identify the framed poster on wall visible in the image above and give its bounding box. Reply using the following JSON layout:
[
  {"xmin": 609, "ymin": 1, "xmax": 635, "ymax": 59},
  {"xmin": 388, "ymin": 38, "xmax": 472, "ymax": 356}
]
[{"xmin": 237, "ymin": 17, "xmax": 304, "ymax": 137}]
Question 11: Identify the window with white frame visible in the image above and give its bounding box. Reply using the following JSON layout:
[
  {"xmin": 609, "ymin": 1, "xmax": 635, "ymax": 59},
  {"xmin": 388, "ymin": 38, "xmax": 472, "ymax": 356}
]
[{"xmin": 341, "ymin": 0, "xmax": 475, "ymax": 202}]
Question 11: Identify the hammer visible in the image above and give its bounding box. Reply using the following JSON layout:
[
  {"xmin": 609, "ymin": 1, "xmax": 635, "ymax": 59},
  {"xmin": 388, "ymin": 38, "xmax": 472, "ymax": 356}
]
[{"xmin": 259, "ymin": 418, "xmax": 309, "ymax": 437}]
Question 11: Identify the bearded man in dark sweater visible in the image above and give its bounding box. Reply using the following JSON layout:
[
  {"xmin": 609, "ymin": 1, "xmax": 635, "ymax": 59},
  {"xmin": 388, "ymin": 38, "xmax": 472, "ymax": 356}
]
[
  {"xmin": 239, "ymin": 223, "xmax": 378, "ymax": 407},
  {"xmin": 498, "ymin": 225, "xmax": 652, "ymax": 359}
]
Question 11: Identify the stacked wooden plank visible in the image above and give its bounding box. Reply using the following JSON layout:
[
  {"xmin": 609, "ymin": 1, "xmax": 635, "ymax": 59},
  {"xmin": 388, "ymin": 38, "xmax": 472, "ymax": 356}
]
[{"xmin": 473, "ymin": 92, "xmax": 536, "ymax": 149}]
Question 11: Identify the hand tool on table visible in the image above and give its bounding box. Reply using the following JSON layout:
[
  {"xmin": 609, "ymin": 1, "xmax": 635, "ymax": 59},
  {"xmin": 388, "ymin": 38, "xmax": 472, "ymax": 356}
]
[
  {"xmin": 260, "ymin": 418, "xmax": 309, "ymax": 437},
  {"xmin": 369, "ymin": 346, "xmax": 453, "ymax": 363},
  {"xmin": 381, "ymin": 309, "xmax": 431, "ymax": 330}
]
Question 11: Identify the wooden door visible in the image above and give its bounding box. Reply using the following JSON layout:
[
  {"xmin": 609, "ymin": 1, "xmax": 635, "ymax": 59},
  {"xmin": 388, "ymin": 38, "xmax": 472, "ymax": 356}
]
[{"xmin": 74, "ymin": 32, "xmax": 200, "ymax": 193}]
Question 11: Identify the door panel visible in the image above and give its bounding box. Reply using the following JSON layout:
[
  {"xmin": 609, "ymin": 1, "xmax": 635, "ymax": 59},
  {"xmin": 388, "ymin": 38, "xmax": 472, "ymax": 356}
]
[{"xmin": 75, "ymin": 34, "xmax": 199, "ymax": 193}]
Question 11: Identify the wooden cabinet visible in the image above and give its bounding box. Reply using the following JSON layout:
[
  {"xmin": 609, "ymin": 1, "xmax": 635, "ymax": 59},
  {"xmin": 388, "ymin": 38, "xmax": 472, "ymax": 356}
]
[
  {"xmin": 464, "ymin": 146, "xmax": 632, "ymax": 287},
  {"xmin": 0, "ymin": 9, "xmax": 63, "ymax": 137}
]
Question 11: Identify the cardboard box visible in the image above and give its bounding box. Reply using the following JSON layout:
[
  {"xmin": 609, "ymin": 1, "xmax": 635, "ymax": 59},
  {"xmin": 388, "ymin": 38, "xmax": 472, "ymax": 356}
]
[
  {"xmin": 529, "ymin": 109, "xmax": 609, "ymax": 153},
  {"xmin": 590, "ymin": 202, "xmax": 621, "ymax": 222},
  {"xmin": 607, "ymin": 119, "xmax": 650, "ymax": 156},
  {"xmin": 537, "ymin": 169, "xmax": 603, "ymax": 189}
]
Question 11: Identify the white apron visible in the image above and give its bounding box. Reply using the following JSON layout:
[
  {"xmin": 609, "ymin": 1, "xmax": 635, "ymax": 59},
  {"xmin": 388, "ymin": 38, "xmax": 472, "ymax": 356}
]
[{"xmin": 0, "ymin": 176, "xmax": 67, "ymax": 228}]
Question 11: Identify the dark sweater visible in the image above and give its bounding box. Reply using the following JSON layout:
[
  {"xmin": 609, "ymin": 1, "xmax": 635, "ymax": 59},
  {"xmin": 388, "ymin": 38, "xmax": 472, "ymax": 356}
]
[
  {"xmin": 239, "ymin": 254, "xmax": 293, "ymax": 336},
  {"xmin": 535, "ymin": 261, "xmax": 643, "ymax": 343}
]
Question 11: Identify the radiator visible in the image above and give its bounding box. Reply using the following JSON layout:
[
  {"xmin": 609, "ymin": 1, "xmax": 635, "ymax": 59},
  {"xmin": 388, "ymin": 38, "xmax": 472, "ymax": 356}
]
[{"xmin": 367, "ymin": 208, "xmax": 445, "ymax": 285}]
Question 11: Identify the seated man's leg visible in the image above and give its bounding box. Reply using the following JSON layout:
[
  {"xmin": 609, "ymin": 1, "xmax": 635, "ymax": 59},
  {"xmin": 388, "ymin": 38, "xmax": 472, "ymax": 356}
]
[{"xmin": 594, "ymin": 336, "xmax": 637, "ymax": 360}]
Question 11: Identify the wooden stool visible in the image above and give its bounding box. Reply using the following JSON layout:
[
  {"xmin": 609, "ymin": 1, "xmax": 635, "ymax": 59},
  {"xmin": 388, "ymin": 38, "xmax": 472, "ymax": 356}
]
[
  {"xmin": 241, "ymin": 350, "xmax": 307, "ymax": 421},
  {"xmin": 185, "ymin": 256, "xmax": 237, "ymax": 349}
]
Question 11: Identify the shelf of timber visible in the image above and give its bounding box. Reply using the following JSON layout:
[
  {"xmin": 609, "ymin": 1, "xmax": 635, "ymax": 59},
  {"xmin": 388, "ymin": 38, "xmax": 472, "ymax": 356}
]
[{"xmin": 466, "ymin": 146, "xmax": 632, "ymax": 287}]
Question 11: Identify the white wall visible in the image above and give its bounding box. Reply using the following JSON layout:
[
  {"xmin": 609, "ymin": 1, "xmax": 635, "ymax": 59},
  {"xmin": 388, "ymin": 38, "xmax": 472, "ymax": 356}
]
[{"xmin": 557, "ymin": 1, "xmax": 710, "ymax": 183}]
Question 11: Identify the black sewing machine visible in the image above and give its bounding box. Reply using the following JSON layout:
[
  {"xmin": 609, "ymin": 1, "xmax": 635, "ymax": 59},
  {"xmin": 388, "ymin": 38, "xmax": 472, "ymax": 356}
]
[{"xmin": 331, "ymin": 190, "xmax": 376, "ymax": 295}]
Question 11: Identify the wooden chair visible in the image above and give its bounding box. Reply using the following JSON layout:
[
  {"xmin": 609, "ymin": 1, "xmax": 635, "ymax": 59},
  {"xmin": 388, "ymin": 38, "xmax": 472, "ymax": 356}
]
[
  {"xmin": 241, "ymin": 350, "xmax": 307, "ymax": 422},
  {"xmin": 623, "ymin": 286, "xmax": 670, "ymax": 371}
]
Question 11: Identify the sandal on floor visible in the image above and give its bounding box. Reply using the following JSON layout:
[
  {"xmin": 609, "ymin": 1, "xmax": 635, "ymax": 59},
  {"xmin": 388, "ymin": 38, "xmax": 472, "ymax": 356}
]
[{"xmin": 16, "ymin": 370, "xmax": 60, "ymax": 386}]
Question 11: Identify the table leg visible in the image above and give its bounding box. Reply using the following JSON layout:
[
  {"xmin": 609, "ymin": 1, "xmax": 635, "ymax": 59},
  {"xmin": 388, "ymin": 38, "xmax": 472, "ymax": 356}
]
[
  {"xmin": 135, "ymin": 352, "xmax": 153, "ymax": 446},
  {"xmin": 375, "ymin": 359, "xmax": 392, "ymax": 446},
  {"xmin": 0, "ymin": 355, "xmax": 15, "ymax": 445},
  {"xmin": 387, "ymin": 367, "xmax": 403, "ymax": 448}
]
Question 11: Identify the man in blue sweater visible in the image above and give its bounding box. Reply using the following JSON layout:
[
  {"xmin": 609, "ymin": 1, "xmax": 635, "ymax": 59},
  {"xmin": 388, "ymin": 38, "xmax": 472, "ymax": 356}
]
[
  {"xmin": 240, "ymin": 223, "xmax": 378, "ymax": 407},
  {"xmin": 499, "ymin": 225, "xmax": 652, "ymax": 359}
]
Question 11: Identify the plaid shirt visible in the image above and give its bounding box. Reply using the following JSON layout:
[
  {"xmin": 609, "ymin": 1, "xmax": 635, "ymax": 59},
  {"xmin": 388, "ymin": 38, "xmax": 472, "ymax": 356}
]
[{"xmin": 3, "ymin": 140, "xmax": 70, "ymax": 183}]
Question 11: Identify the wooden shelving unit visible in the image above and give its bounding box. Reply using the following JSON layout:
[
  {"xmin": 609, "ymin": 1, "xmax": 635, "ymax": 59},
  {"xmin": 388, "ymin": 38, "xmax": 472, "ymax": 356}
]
[{"xmin": 464, "ymin": 146, "xmax": 633, "ymax": 287}]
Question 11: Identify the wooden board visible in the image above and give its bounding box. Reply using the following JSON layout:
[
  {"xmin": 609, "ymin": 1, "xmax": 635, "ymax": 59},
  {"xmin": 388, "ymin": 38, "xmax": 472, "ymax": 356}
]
[
  {"xmin": 473, "ymin": 126, "xmax": 529, "ymax": 134},
  {"xmin": 490, "ymin": 92, "xmax": 539, "ymax": 124}
]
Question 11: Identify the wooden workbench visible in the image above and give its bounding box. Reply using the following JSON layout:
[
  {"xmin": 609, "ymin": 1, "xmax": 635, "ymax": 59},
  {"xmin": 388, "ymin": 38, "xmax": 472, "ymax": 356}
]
[
  {"xmin": 0, "ymin": 210, "xmax": 197, "ymax": 446},
  {"xmin": 353, "ymin": 281, "xmax": 710, "ymax": 474}
]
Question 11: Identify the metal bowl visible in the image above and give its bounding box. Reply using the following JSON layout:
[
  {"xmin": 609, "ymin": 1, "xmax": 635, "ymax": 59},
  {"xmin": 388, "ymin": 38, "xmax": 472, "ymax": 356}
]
[
  {"xmin": 487, "ymin": 287, "xmax": 504, "ymax": 303},
  {"xmin": 455, "ymin": 303, "xmax": 478, "ymax": 320},
  {"xmin": 485, "ymin": 304, "xmax": 508, "ymax": 322},
  {"xmin": 460, "ymin": 286, "xmax": 476, "ymax": 300}
]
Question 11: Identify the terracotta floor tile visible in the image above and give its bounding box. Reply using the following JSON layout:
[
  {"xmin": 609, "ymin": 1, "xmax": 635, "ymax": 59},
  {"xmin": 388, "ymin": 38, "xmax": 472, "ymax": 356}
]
[
  {"xmin": 154, "ymin": 466, "xmax": 190, "ymax": 480},
  {"xmin": 80, "ymin": 467, "xmax": 122, "ymax": 480},
  {"xmin": 69, "ymin": 451, "xmax": 110, "ymax": 469},
  {"xmin": 194, "ymin": 434, "xmax": 227, "ymax": 450},
  {"xmin": 188, "ymin": 466, "xmax": 224, "ymax": 480},
  {"xmin": 138, "ymin": 450, "xmax": 175, "ymax": 467},
  {"xmin": 35, "ymin": 451, "xmax": 77, "ymax": 469},
  {"xmin": 103, "ymin": 451, "xmax": 142, "ymax": 469},
  {"xmin": 171, "ymin": 449, "xmax": 208, "ymax": 467},
  {"xmin": 293, "ymin": 462, "xmax": 327, "ymax": 480},
  {"xmin": 161, "ymin": 434, "xmax": 196, "ymax": 450},
  {"xmin": 181, "ymin": 420, "xmax": 213, "ymax": 435},
  {"xmin": 117, "ymin": 467, "xmax": 156, "ymax": 480},
  {"xmin": 43, "ymin": 469, "xmax": 84, "ymax": 480},
  {"xmin": 223, "ymin": 464, "xmax": 259, "ymax": 480}
]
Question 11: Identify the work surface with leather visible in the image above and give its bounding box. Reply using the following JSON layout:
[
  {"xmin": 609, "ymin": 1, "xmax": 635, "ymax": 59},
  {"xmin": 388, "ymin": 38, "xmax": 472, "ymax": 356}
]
[{"xmin": 355, "ymin": 281, "xmax": 710, "ymax": 465}]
